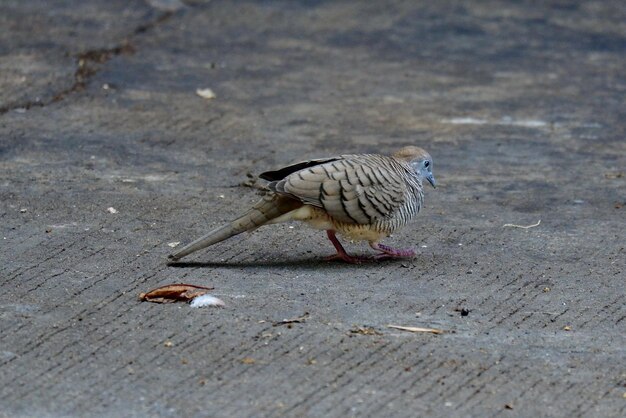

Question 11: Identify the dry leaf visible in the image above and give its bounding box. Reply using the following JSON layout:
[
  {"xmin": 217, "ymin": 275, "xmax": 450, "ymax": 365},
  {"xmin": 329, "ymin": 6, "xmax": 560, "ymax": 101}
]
[
  {"xmin": 349, "ymin": 326, "xmax": 382, "ymax": 336},
  {"xmin": 241, "ymin": 357, "xmax": 256, "ymax": 364},
  {"xmin": 139, "ymin": 283, "xmax": 214, "ymax": 303},
  {"xmin": 387, "ymin": 325, "xmax": 444, "ymax": 335}
]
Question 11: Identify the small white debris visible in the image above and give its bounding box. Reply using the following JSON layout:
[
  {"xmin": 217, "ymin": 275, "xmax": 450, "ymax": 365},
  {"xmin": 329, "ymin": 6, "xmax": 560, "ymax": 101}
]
[
  {"xmin": 443, "ymin": 117, "xmax": 548, "ymax": 128},
  {"xmin": 102, "ymin": 83, "xmax": 110, "ymax": 90},
  {"xmin": 19, "ymin": 208, "xmax": 27, "ymax": 213},
  {"xmin": 445, "ymin": 117, "xmax": 487, "ymax": 125},
  {"xmin": 167, "ymin": 241, "xmax": 181, "ymax": 248},
  {"xmin": 218, "ymin": 194, "xmax": 225, "ymax": 199},
  {"xmin": 500, "ymin": 117, "xmax": 547, "ymax": 128},
  {"xmin": 458, "ymin": 243, "xmax": 463, "ymax": 246},
  {"xmin": 196, "ymin": 88, "xmax": 216, "ymax": 100},
  {"xmin": 288, "ymin": 226, "xmax": 294, "ymax": 229},
  {"xmin": 522, "ymin": 120, "xmax": 547, "ymax": 127},
  {"xmin": 421, "ymin": 245, "xmax": 428, "ymax": 248},
  {"xmin": 107, "ymin": 207, "xmax": 118, "ymax": 214},
  {"xmin": 190, "ymin": 294, "xmax": 225, "ymax": 308}
]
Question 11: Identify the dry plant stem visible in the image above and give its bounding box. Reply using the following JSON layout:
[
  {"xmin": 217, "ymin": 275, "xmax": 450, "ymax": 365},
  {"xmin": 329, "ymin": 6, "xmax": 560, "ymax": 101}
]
[
  {"xmin": 503, "ymin": 220, "xmax": 541, "ymax": 229},
  {"xmin": 273, "ymin": 312, "xmax": 310, "ymax": 326},
  {"xmin": 387, "ymin": 325, "xmax": 444, "ymax": 334}
]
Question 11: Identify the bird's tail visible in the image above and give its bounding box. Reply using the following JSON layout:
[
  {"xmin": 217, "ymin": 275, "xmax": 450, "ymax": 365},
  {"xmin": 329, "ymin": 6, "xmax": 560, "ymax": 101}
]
[{"xmin": 168, "ymin": 193, "xmax": 301, "ymax": 261}]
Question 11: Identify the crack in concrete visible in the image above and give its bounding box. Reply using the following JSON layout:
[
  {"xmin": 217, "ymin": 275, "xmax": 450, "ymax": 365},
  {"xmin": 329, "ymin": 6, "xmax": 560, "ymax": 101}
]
[{"xmin": 0, "ymin": 11, "xmax": 174, "ymax": 116}]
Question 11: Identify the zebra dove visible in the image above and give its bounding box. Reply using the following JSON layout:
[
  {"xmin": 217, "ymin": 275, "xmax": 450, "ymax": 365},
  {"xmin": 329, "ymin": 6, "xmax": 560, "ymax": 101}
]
[{"xmin": 168, "ymin": 146, "xmax": 436, "ymax": 263}]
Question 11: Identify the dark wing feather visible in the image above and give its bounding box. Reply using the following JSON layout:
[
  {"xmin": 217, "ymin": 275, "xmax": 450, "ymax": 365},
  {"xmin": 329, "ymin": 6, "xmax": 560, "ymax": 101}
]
[{"xmin": 259, "ymin": 158, "xmax": 341, "ymax": 181}]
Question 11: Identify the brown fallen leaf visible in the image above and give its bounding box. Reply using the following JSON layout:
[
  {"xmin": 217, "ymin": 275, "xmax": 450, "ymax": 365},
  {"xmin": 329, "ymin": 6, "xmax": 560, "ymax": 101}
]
[
  {"xmin": 387, "ymin": 325, "xmax": 445, "ymax": 335},
  {"xmin": 273, "ymin": 312, "xmax": 309, "ymax": 326},
  {"xmin": 241, "ymin": 357, "xmax": 256, "ymax": 365},
  {"xmin": 139, "ymin": 283, "xmax": 214, "ymax": 303},
  {"xmin": 349, "ymin": 326, "xmax": 382, "ymax": 336}
]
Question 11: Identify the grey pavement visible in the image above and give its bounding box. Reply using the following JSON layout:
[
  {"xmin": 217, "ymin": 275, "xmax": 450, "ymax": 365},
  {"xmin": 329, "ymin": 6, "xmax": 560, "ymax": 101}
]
[{"xmin": 1, "ymin": 1, "xmax": 625, "ymax": 417}]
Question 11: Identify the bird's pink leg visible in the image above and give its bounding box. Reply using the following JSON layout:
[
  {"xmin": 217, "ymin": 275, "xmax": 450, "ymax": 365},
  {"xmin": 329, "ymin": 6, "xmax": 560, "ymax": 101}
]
[
  {"xmin": 325, "ymin": 230, "xmax": 369, "ymax": 264},
  {"xmin": 370, "ymin": 242, "xmax": 416, "ymax": 260}
]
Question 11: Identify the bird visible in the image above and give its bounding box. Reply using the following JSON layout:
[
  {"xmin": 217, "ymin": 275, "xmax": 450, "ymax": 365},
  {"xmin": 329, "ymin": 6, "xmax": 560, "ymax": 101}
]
[{"xmin": 168, "ymin": 146, "xmax": 436, "ymax": 264}]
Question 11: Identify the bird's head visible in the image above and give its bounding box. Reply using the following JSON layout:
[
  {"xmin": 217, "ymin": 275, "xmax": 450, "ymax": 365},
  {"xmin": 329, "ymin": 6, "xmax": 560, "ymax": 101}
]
[{"xmin": 393, "ymin": 146, "xmax": 436, "ymax": 188}]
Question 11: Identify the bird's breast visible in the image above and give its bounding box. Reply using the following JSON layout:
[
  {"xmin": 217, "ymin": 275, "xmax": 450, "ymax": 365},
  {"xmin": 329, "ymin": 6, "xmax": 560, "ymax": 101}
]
[{"xmin": 287, "ymin": 205, "xmax": 393, "ymax": 242}]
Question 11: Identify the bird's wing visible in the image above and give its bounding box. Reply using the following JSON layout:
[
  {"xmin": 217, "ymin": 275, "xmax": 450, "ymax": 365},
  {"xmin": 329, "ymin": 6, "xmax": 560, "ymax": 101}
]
[{"xmin": 266, "ymin": 155, "xmax": 409, "ymax": 225}]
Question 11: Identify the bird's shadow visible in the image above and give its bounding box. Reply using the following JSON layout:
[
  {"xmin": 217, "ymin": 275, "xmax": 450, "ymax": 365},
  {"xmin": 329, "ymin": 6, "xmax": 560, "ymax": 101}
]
[{"xmin": 166, "ymin": 256, "xmax": 407, "ymax": 269}]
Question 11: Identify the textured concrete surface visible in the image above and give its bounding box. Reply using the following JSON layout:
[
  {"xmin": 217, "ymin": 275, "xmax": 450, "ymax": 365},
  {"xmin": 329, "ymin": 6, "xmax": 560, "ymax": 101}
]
[{"xmin": 1, "ymin": 1, "xmax": 625, "ymax": 417}]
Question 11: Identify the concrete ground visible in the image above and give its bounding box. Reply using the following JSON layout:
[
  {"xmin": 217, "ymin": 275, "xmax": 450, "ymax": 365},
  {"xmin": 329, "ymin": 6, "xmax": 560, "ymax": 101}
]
[{"xmin": 1, "ymin": 1, "xmax": 625, "ymax": 417}]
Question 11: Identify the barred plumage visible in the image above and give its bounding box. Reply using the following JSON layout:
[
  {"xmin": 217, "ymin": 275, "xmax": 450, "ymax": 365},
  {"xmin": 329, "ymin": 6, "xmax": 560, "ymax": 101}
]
[{"xmin": 168, "ymin": 146, "xmax": 436, "ymax": 263}]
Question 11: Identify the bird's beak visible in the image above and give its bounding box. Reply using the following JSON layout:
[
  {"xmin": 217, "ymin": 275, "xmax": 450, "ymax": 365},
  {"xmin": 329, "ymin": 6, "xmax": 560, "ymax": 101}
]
[{"xmin": 427, "ymin": 174, "xmax": 436, "ymax": 188}]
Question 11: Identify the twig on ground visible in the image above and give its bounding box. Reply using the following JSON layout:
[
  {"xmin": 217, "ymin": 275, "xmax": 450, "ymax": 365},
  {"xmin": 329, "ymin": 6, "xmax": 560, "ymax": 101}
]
[
  {"xmin": 273, "ymin": 312, "xmax": 309, "ymax": 326},
  {"xmin": 503, "ymin": 220, "xmax": 541, "ymax": 229},
  {"xmin": 387, "ymin": 325, "xmax": 444, "ymax": 334}
]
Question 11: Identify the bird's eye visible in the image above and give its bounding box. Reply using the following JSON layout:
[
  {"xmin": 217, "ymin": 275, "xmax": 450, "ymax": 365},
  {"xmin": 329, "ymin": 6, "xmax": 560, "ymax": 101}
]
[{"xmin": 424, "ymin": 161, "xmax": 430, "ymax": 168}]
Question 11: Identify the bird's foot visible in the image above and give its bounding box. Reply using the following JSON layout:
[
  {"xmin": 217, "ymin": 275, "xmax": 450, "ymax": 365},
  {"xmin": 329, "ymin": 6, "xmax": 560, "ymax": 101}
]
[
  {"xmin": 325, "ymin": 229, "xmax": 372, "ymax": 264},
  {"xmin": 324, "ymin": 230, "xmax": 415, "ymax": 264},
  {"xmin": 370, "ymin": 243, "xmax": 416, "ymax": 259}
]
